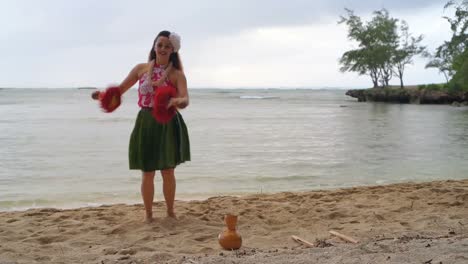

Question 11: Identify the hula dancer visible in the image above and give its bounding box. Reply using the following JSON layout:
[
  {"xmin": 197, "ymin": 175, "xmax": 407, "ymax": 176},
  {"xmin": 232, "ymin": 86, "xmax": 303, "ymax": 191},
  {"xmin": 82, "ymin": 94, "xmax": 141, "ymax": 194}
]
[{"xmin": 92, "ymin": 30, "xmax": 190, "ymax": 223}]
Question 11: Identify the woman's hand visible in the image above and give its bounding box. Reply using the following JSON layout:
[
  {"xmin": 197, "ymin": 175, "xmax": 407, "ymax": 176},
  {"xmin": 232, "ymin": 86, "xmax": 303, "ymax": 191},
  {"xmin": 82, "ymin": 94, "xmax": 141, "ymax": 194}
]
[
  {"xmin": 167, "ymin": 98, "xmax": 178, "ymax": 109},
  {"xmin": 167, "ymin": 97, "xmax": 188, "ymax": 109},
  {"xmin": 91, "ymin": 90, "xmax": 100, "ymax": 100}
]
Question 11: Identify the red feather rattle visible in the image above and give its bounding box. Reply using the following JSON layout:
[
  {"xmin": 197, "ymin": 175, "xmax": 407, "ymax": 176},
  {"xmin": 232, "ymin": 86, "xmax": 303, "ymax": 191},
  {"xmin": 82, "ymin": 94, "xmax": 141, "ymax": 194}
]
[
  {"xmin": 93, "ymin": 86, "xmax": 122, "ymax": 113},
  {"xmin": 152, "ymin": 85, "xmax": 177, "ymax": 123}
]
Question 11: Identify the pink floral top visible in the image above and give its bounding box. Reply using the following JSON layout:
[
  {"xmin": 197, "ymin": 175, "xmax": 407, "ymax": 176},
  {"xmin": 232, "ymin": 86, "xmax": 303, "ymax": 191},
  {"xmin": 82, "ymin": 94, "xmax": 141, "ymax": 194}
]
[{"xmin": 137, "ymin": 64, "xmax": 173, "ymax": 108}]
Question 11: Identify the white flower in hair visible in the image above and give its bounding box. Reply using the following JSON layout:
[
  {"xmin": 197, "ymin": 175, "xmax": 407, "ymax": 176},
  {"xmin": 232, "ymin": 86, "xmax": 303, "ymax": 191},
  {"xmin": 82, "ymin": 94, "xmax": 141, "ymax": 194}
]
[{"xmin": 169, "ymin": 32, "xmax": 181, "ymax": 53}]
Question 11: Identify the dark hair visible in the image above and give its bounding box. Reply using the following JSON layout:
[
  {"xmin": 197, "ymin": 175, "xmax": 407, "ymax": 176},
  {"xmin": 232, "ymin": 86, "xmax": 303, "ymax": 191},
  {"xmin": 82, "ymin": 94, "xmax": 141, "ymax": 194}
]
[{"xmin": 148, "ymin": 30, "xmax": 183, "ymax": 71}]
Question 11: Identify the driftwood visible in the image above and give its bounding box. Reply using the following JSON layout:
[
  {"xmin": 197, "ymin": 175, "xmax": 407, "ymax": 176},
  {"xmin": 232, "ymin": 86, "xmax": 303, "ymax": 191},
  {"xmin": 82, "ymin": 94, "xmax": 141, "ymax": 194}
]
[
  {"xmin": 329, "ymin": 230, "xmax": 359, "ymax": 244},
  {"xmin": 291, "ymin": 235, "xmax": 315, "ymax": 247}
]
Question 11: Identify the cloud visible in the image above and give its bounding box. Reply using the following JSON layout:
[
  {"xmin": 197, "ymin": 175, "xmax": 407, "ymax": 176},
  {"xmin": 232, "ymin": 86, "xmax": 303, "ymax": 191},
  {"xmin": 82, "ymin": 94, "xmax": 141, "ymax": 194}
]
[
  {"xmin": 0, "ymin": 0, "xmax": 452, "ymax": 87},
  {"xmin": 2, "ymin": 0, "xmax": 445, "ymax": 43}
]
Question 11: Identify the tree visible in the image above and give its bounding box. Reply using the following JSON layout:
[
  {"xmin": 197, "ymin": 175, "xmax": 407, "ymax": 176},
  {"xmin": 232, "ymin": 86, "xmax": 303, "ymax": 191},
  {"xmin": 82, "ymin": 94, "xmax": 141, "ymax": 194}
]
[
  {"xmin": 339, "ymin": 9, "xmax": 423, "ymax": 88},
  {"xmin": 450, "ymin": 48, "xmax": 468, "ymax": 89},
  {"xmin": 339, "ymin": 9, "xmax": 376, "ymax": 86},
  {"xmin": 339, "ymin": 9, "xmax": 397, "ymax": 88},
  {"xmin": 425, "ymin": 56, "xmax": 451, "ymax": 83},
  {"xmin": 393, "ymin": 21, "xmax": 426, "ymax": 88},
  {"xmin": 426, "ymin": 0, "xmax": 468, "ymax": 89},
  {"xmin": 367, "ymin": 10, "xmax": 399, "ymax": 88},
  {"xmin": 340, "ymin": 47, "xmax": 381, "ymax": 88}
]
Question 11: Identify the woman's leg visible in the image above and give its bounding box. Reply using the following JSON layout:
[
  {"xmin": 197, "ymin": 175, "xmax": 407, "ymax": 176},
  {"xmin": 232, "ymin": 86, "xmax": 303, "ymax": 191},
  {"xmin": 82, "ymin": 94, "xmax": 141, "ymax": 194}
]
[
  {"xmin": 161, "ymin": 168, "xmax": 176, "ymax": 218},
  {"xmin": 141, "ymin": 170, "xmax": 156, "ymax": 222}
]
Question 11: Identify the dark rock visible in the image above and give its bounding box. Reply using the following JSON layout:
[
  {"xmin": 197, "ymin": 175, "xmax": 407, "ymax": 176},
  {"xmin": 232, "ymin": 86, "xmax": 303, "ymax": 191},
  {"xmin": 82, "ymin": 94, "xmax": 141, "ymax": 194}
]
[{"xmin": 346, "ymin": 88, "xmax": 467, "ymax": 105}]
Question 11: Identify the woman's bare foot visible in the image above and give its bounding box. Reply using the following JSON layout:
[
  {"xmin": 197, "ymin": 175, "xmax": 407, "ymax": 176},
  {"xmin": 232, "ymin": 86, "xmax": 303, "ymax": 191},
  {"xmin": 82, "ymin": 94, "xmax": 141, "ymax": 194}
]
[
  {"xmin": 144, "ymin": 212, "xmax": 154, "ymax": 223},
  {"xmin": 167, "ymin": 211, "xmax": 177, "ymax": 219}
]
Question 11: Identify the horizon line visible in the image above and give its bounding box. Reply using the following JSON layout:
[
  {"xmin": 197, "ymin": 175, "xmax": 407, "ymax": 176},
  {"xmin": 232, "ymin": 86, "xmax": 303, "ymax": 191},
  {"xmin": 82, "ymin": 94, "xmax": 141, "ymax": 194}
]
[{"xmin": 0, "ymin": 86, "xmax": 367, "ymax": 90}]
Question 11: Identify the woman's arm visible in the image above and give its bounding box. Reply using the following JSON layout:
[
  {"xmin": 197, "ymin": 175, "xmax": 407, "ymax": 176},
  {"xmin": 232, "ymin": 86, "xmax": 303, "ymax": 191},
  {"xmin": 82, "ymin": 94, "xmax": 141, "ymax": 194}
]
[
  {"xmin": 118, "ymin": 63, "xmax": 146, "ymax": 94},
  {"xmin": 92, "ymin": 63, "xmax": 146, "ymax": 100},
  {"xmin": 168, "ymin": 70, "xmax": 189, "ymax": 109}
]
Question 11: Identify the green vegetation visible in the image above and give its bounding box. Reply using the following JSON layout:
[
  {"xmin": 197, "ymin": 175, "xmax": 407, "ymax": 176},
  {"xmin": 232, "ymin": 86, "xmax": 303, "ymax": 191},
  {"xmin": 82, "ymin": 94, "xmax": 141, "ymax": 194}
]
[
  {"xmin": 417, "ymin": 83, "xmax": 447, "ymax": 91},
  {"xmin": 426, "ymin": 0, "xmax": 468, "ymax": 91},
  {"xmin": 339, "ymin": 9, "xmax": 425, "ymax": 89},
  {"xmin": 340, "ymin": 1, "xmax": 468, "ymax": 92}
]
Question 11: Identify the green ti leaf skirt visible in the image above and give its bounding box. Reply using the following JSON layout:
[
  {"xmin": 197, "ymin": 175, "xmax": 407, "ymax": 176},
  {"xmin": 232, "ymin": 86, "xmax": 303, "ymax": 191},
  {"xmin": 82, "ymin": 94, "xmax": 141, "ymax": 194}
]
[{"xmin": 129, "ymin": 108, "xmax": 190, "ymax": 171}]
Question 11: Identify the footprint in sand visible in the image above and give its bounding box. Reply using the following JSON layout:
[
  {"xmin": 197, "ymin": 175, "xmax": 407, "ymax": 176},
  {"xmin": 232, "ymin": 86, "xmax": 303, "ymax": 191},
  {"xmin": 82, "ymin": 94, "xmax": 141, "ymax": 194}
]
[
  {"xmin": 449, "ymin": 214, "xmax": 464, "ymax": 220},
  {"xmin": 151, "ymin": 252, "xmax": 175, "ymax": 261},
  {"xmin": 406, "ymin": 195, "xmax": 420, "ymax": 200},
  {"xmin": 374, "ymin": 214, "xmax": 385, "ymax": 221},
  {"xmin": 325, "ymin": 212, "xmax": 347, "ymax": 220},
  {"xmin": 134, "ymin": 235, "xmax": 152, "ymax": 243},
  {"xmin": 81, "ymin": 214, "xmax": 91, "ymax": 219},
  {"xmin": 430, "ymin": 188, "xmax": 451, "ymax": 194},
  {"xmin": 64, "ymin": 230, "xmax": 79, "ymax": 236},
  {"xmin": 102, "ymin": 247, "xmax": 118, "ymax": 255},
  {"xmin": 133, "ymin": 246, "xmax": 154, "ymax": 252},
  {"xmin": 239, "ymin": 209, "xmax": 253, "ymax": 216},
  {"xmin": 98, "ymin": 216, "xmax": 116, "ymax": 222},
  {"xmin": 456, "ymin": 193, "xmax": 468, "ymax": 201},
  {"xmin": 23, "ymin": 212, "xmax": 44, "ymax": 217},
  {"xmin": 113, "ymin": 211, "xmax": 126, "ymax": 216},
  {"xmin": 119, "ymin": 248, "xmax": 137, "ymax": 255},
  {"xmin": 34, "ymin": 256, "xmax": 51, "ymax": 262},
  {"xmin": 319, "ymin": 198, "xmax": 336, "ymax": 203},
  {"xmin": 70, "ymin": 241, "xmax": 89, "ymax": 247},
  {"xmin": 36, "ymin": 235, "xmax": 66, "ymax": 244},
  {"xmin": 199, "ymin": 215, "xmax": 210, "ymax": 221},
  {"xmin": 366, "ymin": 194, "xmax": 380, "ymax": 200},
  {"xmin": 399, "ymin": 221, "xmax": 409, "ymax": 226},
  {"xmin": 193, "ymin": 234, "xmax": 212, "ymax": 242},
  {"xmin": 354, "ymin": 204, "xmax": 371, "ymax": 209},
  {"xmin": 29, "ymin": 231, "xmax": 43, "ymax": 238},
  {"xmin": 107, "ymin": 226, "xmax": 126, "ymax": 235},
  {"xmin": 52, "ymin": 215, "xmax": 70, "ymax": 222},
  {"xmin": 80, "ymin": 226, "xmax": 98, "ymax": 232},
  {"xmin": 187, "ymin": 211, "xmax": 203, "ymax": 217}
]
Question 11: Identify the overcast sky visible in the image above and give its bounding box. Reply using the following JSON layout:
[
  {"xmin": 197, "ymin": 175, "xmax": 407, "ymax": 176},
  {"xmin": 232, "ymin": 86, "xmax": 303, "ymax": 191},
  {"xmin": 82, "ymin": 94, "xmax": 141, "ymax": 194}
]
[{"xmin": 0, "ymin": 0, "xmax": 452, "ymax": 88}]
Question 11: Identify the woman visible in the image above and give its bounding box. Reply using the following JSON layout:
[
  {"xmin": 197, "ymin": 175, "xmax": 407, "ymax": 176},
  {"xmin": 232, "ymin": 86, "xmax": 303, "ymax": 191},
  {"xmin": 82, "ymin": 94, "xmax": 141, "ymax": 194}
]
[{"xmin": 92, "ymin": 30, "xmax": 190, "ymax": 223}]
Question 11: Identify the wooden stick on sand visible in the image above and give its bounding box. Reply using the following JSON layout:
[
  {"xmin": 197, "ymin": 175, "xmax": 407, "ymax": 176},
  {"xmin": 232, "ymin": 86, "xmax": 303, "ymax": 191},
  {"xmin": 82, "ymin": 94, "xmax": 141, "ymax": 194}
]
[
  {"xmin": 291, "ymin": 235, "xmax": 315, "ymax": 247},
  {"xmin": 329, "ymin": 230, "xmax": 359, "ymax": 244}
]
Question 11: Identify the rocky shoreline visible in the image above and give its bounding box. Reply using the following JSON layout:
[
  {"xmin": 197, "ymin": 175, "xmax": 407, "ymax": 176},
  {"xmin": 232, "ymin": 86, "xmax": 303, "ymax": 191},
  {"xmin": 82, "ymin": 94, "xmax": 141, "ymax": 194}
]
[{"xmin": 346, "ymin": 87, "xmax": 468, "ymax": 105}]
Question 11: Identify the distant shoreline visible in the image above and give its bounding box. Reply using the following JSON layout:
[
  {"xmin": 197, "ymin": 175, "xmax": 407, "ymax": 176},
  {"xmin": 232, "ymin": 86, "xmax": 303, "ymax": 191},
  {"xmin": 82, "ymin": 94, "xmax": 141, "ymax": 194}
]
[
  {"xmin": 346, "ymin": 86, "xmax": 468, "ymax": 105},
  {"xmin": 0, "ymin": 87, "xmax": 351, "ymax": 90},
  {"xmin": 0, "ymin": 87, "xmax": 97, "ymax": 90}
]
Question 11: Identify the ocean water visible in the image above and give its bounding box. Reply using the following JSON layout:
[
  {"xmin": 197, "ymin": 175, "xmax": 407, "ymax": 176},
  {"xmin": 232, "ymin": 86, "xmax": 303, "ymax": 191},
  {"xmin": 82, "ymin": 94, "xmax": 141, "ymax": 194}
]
[{"xmin": 1, "ymin": 88, "xmax": 468, "ymax": 211}]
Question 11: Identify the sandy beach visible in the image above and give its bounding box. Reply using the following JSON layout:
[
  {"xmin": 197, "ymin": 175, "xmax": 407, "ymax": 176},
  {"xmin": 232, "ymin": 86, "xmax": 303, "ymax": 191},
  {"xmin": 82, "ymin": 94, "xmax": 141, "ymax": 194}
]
[{"xmin": 1, "ymin": 179, "xmax": 468, "ymax": 264}]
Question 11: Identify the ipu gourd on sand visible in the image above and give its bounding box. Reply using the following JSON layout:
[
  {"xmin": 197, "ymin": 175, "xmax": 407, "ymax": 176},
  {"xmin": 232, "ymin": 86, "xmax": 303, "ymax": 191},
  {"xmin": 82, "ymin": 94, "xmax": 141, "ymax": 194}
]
[{"xmin": 218, "ymin": 214, "xmax": 242, "ymax": 250}]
